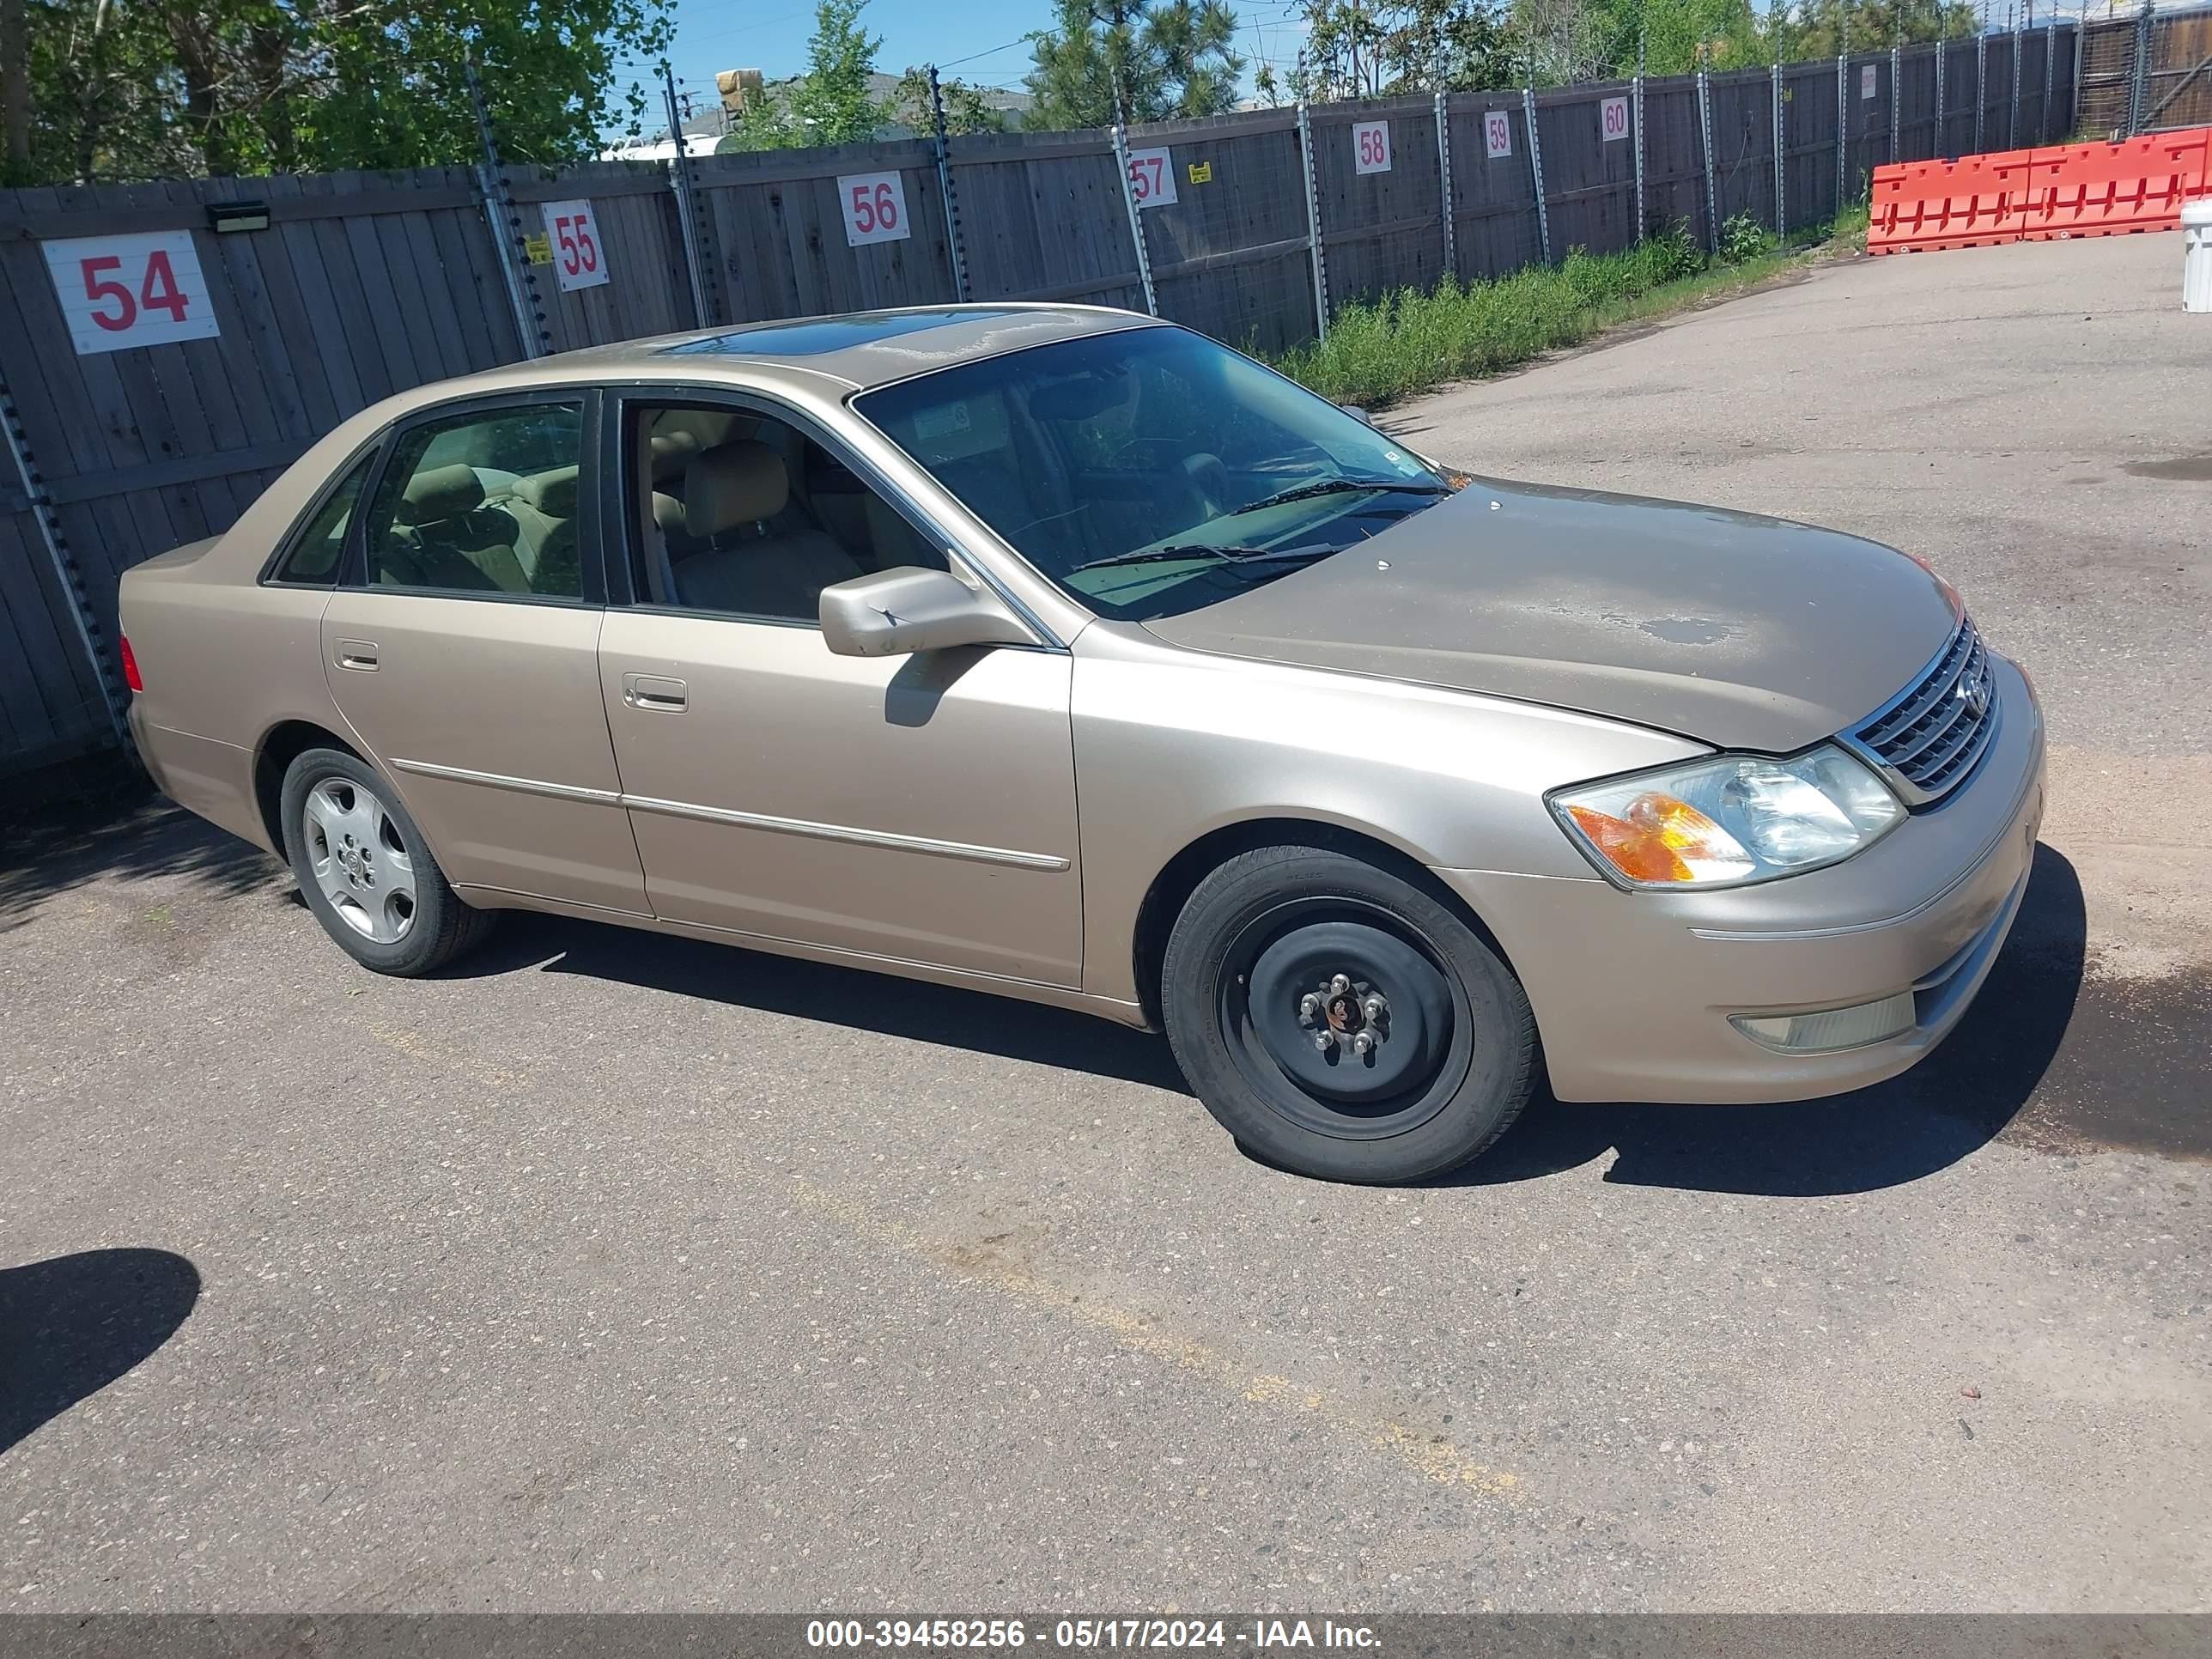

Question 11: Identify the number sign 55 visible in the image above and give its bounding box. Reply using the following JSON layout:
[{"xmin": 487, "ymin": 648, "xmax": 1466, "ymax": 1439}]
[
  {"xmin": 839, "ymin": 172, "xmax": 912, "ymax": 246},
  {"xmin": 539, "ymin": 198, "xmax": 610, "ymax": 292},
  {"xmin": 43, "ymin": 231, "xmax": 221, "ymax": 356}
]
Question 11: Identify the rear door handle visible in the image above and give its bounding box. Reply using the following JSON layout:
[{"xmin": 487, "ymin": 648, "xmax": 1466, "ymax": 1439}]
[
  {"xmin": 335, "ymin": 639, "xmax": 379, "ymax": 672},
  {"xmin": 622, "ymin": 672, "xmax": 688, "ymax": 712}
]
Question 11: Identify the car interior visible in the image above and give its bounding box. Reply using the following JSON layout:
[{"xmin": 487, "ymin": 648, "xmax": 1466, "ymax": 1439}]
[
  {"xmin": 368, "ymin": 405, "xmax": 585, "ymax": 599},
  {"xmin": 635, "ymin": 406, "xmax": 945, "ymax": 619}
]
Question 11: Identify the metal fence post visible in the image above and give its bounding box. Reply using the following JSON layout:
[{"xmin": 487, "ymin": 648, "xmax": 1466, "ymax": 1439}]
[
  {"xmin": 1633, "ymin": 70, "xmax": 1647, "ymax": 237},
  {"xmin": 2009, "ymin": 23, "xmax": 2023, "ymax": 148},
  {"xmin": 1982, "ymin": 28, "xmax": 1999, "ymax": 151},
  {"xmin": 1697, "ymin": 68, "xmax": 1719, "ymax": 253},
  {"xmin": 661, "ymin": 65, "xmax": 718, "ymax": 328},
  {"xmin": 1294, "ymin": 101, "xmax": 1328, "ymax": 337},
  {"xmin": 1435, "ymin": 91, "xmax": 1456, "ymax": 279},
  {"xmin": 1892, "ymin": 46, "xmax": 1903, "ymax": 161},
  {"xmin": 1772, "ymin": 63, "xmax": 1787, "ymax": 236},
  {"xmin": 0, "ymin": 368, "xmax": 130, "ymax": 749},
  {"xmin": 1936, "ymin": 38, "xmax": 1947, "ymax": 155},
  {"xmin": 466, "ymin": 57, "xmax": 552, "ymax": 359},
  {"xmin": 2042, "ymin": 20, "xmax": 2057, "ymax": 140},
  {"xmin": 928, "ymin": 68, "xmax": 972, "ymax": 303},
  {"xmin": 2128, "ymin": 1, "xmax": 2154, "ymax": 136},
  {"xmin": 1837, "ymin": 54, "xmax": 1850, "ymax": 211},
  {"xmin": 1523, "ymin": 87, "xmax": 1552, "ymax": 264},
  {"xmin": 1109, "ymin": 118, "xmax": 1159, "ymax": 319}
]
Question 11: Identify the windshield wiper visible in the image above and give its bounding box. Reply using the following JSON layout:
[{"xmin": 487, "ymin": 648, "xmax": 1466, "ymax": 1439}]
[
  {"xmin": 1066, "ymin": 542, "xmax": 1344, "ymax": 575},
  {"xmin": 1224, "ymin": 475, "xmax": 1453, "ymax": 516}
]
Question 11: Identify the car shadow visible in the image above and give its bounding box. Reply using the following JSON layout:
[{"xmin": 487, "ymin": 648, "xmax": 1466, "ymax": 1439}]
[
  {"xmin": 1442, "ymin": 842, "xmax": 2089, "ymax": 1195},
  {"xmin": 459, "ymin": 846, "xmax": 2086, "ymax": 1199},
  {"xmin": 0, "ymin": 1249, "xmax": 202, "ymax": 1455},
  {"xmin": 453, "ymin": 913, "xmax": 1194, "ymax": 1095}
]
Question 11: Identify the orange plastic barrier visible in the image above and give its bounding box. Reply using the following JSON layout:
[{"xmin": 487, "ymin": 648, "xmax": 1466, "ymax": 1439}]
[
  {"xmin": 2017, "ymin": 129, "xmax": 2212, "ymax": 241},
  {"xmin": 1868, "ymin": 126, "xmax": 2212, "ymax": 256}
]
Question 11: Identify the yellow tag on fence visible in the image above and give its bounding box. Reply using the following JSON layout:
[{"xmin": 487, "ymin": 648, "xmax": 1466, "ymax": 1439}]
[
  {"xmin": 523, "ymin": 233, "xmax": 553, "ymax": 264},
  {"xmin": 1187, "ymin": 161, "xmax": 1212, "ymax": 185}
]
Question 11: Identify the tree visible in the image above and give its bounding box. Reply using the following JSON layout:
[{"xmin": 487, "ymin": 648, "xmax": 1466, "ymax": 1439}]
[
  {"xmin": 1024, "ymin": 0, "xmax": 1245, "ymax": 129},
  {"xmin": 884, "ymin": 66, "xmax": 1011, "ymax": 136},
  {"xmin": 8, "ymin": 0, "xmax": 674, "ymax": 185},
  {"xmin": 721, "ymin": 0, "xmax": 884, "ymax": 151}
]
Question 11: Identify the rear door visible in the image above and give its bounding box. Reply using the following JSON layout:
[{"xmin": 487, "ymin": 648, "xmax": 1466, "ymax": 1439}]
[{"xmin": 319, "ymin": 391, "xmax": 647, "ymax": 916}]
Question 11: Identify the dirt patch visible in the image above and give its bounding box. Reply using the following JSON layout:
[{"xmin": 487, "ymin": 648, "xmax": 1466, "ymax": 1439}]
[
  {"xmin": 2120, "ymin": 453, "xmax": 2212, "ymax": 483},
  {"xmin": 1996, "ymin": 963, "xmax": 2212, "ymax": 1161}
]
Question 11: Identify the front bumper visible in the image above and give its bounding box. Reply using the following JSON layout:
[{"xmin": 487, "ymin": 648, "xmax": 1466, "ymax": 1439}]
[{"xmin": 1437, "ymin": 653, "xmax": 2047, "ymax": 1104}]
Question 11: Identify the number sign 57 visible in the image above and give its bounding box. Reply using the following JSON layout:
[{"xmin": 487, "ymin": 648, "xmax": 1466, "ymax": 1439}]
[
  {"xmin": 1125, "ymin": 149, "xmax": 1178, "ymax": 209},
  {"xmin": 43, "ymin": 231, "xmax": 221, "ymax": 356},
  {"xmin": 539, "ymin": 198, "xmax": 610, "ymax": 292},
  {"xmin": 839, "ymin": 172, "xmax": 912, "ymax": 246}
]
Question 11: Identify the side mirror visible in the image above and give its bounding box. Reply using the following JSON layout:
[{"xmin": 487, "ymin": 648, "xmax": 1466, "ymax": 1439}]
[
  {"xmin": 1338, "ymin": 404, "xmax": 1376, "ymax": 427},
  {"xmin": 819, "ymin": 566, "xmax": 1036, "ymax": 659}
]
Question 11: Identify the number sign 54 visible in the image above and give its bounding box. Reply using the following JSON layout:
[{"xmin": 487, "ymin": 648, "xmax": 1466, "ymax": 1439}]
[
  {"xmin": 540, "ymin": 199, "xmax": 610, "ymax": 292},
  {"xmin": 839, "ymin": 172, "xmax": 912, "ymax": 246},
  {"xmin": 43, "ymin": 231, "xmax": 221, "ymax": 356}
]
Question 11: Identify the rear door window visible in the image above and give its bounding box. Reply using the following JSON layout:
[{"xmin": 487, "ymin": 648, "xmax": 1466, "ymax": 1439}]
[{"xmin": 362, "ymin": 403, "xmax": 586, "ymax": 599}]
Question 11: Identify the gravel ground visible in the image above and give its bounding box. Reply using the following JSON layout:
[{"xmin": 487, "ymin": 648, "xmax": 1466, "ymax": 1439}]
[{"xmin": 2, "ymin": 232, "xmax": 2206, "ymax": 1614}]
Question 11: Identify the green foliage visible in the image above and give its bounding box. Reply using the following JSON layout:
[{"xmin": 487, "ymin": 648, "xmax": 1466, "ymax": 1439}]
[
  {"xmin": 1716, "ymin": 210, "xmax": 1777, "ymax": 263},
  {"xmin": 1291, "ymin": 0, "xmax": 1515, "ymax": 100},
  {"xmin": 8, "ymin": 0, "xmax": 673, "ymax": 185},
  {"xmin": 1024, "ymin": 0, "xmax": 1244, "ymax": 129},
  {"xmin": 723, "ymin": 0, "xmax": 884, "ymax": 151},
  {"xmin": 1273, "ymin": 219, "xmax": 1811, "ymax": 409},
  {"xmin": 885, "ymin": 67, "xmax": 1011, "ymax": 137}
]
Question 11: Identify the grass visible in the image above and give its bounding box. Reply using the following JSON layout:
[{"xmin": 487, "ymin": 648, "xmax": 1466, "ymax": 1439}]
[{"xmin": 1274, "ymin": 207, "xmax": 1869, "ymax": 410}]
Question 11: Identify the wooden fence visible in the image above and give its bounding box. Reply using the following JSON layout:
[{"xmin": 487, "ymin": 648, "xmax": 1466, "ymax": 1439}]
[{"xmin": 0, "ymin": 25, "xmax": 2093, "ymax": 779}]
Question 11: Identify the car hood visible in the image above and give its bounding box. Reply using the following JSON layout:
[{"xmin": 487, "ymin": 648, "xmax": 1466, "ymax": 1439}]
[{"xmin": 1140, "ymin": 477, "xmax": 1961, "ymax": 753}]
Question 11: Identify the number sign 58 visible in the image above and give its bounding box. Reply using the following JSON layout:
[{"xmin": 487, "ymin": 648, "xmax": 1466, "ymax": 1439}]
[
  {"xmin": 539, "ymin": 198, "xmax": 610, "ymax": 292},
  {"xmin": 838, "ymin": 172, "xmax": 912, "ymax": 246},
  {"xmin": 1352, "ymin": 120, "xmax": 1392, "ymax": 175},
  {"xmin": 43, "ymin": 232, "xmax": 221, "ymax": 356}
]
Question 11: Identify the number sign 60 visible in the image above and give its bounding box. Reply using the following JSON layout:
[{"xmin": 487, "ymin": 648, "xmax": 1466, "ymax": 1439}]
[{"xmin": 839, "ymin": 172, "xmax": 912, "ymax": 246}]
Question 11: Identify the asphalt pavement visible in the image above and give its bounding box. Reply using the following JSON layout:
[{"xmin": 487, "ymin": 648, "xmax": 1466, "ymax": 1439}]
[{"xmin": 2, "ymin": 232, "xmax": 2206, "ymax": 1613}]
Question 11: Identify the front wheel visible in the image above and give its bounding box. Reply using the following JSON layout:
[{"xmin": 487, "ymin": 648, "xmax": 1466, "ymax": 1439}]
[
  {"xmin": 279, "ymin": 747, "xmax": 495, "ymax": 976},
  {"xmin": 1160, "ymin": 845, "xmax": 1537, "ymax": 1184}
]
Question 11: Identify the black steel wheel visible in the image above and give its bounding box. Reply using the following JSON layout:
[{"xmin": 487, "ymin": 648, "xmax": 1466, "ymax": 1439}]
[{"xmin": 1161, "ymin": 844, "xmax": 1537, "ymax": 1183}]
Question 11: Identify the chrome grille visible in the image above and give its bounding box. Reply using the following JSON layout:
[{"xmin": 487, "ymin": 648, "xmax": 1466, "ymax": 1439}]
[{"xmin": 1845, "ymin": 619, "xmax": 1998, "ymax": 806}]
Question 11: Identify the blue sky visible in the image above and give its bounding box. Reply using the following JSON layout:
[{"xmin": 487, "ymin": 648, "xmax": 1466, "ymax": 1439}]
[{"xmin": 637, "ymin": 0, "xmax": 1315, "ymax": 112}]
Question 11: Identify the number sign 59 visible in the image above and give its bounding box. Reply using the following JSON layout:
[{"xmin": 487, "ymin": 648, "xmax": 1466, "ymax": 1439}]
[
  {"xmin": 1483, "ymin": 110, "xmax": 1514, "ymax": 160},
  {"xmin": 43, "ymin": 232, "xmax": 221, "ymax": 356},
  {"xmin": 540, "ymin": 198, "xmax": 610, "ymax": 292},
  {"xmin": 1352, "ymin": 120, "xmax": 1393, "ymax": 175},
  {"xmin": 838, "ymin": 172, "xmax": 911, "ymax": 246}
]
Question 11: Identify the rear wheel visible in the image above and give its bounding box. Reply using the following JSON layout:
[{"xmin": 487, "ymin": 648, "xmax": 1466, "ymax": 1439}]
[
  {"xmin": 1160, "ymin": 845, "xmax": 1537, "ymax": 1183},
  {"xmin": 279, "ymin": 747, "xmax": 494, "ymax": 976}
]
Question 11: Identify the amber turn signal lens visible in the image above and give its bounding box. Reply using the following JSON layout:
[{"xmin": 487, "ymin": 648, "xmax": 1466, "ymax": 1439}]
[{"xmin": 1565, "ymin": 794, "xmax": 1751, "ymax": 884}]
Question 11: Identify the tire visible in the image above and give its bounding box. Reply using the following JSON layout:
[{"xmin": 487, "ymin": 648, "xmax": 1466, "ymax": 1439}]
[
  {"xmin": 1159, "ymin": 844, "xmax": 1537, "ymax": 1184},
  {"xmin": 279, "ymin": 746, "xmax": 495, "ymax": 977}
]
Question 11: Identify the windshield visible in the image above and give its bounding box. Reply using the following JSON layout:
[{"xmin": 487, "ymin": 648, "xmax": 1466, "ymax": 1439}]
[{"xmin": 852, "ymin": 325, "xmax": 1454, "ymax": 622}]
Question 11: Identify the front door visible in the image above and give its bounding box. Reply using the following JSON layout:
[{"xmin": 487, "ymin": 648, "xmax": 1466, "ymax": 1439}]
[
  {"xmin": 595, "ymin": 395, "xmax": 1083, "ymax": 987},
  {"xmin": 321, "ymin": 393, "xmax": 647, "ymax": 916}
]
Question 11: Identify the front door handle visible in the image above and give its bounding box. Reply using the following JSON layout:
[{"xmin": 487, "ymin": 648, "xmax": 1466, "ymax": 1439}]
[
  {"xmin": 335, "ymin": 639, "xmax": 380, "ymax": 672},
  {"xmin": 622, "ymin": 672, "xmax": 688, "ymax": 712}
]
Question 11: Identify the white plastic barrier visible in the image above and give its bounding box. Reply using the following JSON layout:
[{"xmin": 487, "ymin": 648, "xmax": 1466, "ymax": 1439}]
[{"xmin": 2185, "ymin": 198, "xmax": 2212, "ymax": 315}]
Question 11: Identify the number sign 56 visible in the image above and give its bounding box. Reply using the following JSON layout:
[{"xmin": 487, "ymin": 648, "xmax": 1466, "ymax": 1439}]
[
  {"xmin": 43, "ymin": 232, "xmax": 221, "ymax": 356},
  {"xmin": 539, "ymin": 198, "xmax": 610, "ymax": 292},
  {"xmin": 839, "ymin": 172, "xmax": 912, "ymax": 246}
]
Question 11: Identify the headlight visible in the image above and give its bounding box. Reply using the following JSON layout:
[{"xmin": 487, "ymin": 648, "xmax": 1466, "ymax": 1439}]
[{"xmin": 1549, "ymin": 745, "xmax": 1903, "ymax": 890}]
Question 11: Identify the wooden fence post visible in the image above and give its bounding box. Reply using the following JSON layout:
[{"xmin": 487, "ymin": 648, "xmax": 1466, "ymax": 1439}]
[{"xmin": 1522, "ymin": 87, "xmax": 1552, "ymax": 264}]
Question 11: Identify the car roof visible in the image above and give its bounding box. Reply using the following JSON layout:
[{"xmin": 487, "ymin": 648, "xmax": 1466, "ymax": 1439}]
[{"xmin": 519, "ymin": 303, "xmax": 1161, "ymax": 396}]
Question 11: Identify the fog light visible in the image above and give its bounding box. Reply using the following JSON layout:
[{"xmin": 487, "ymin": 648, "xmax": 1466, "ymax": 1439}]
[{"xmin": 1729, "ymin": 991, "xmax": 1916, "ymax": 1054}]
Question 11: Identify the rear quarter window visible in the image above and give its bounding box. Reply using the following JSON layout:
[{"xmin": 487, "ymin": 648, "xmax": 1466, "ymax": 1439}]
[{"xmin": 270, "ymin": 456, "xmax": 374, "ymax": 585}]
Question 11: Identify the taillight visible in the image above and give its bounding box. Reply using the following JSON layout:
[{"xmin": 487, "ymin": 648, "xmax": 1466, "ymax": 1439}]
[{"xmin": 119, "ymin": 635, "xmax": 143, "ymax": 693}]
